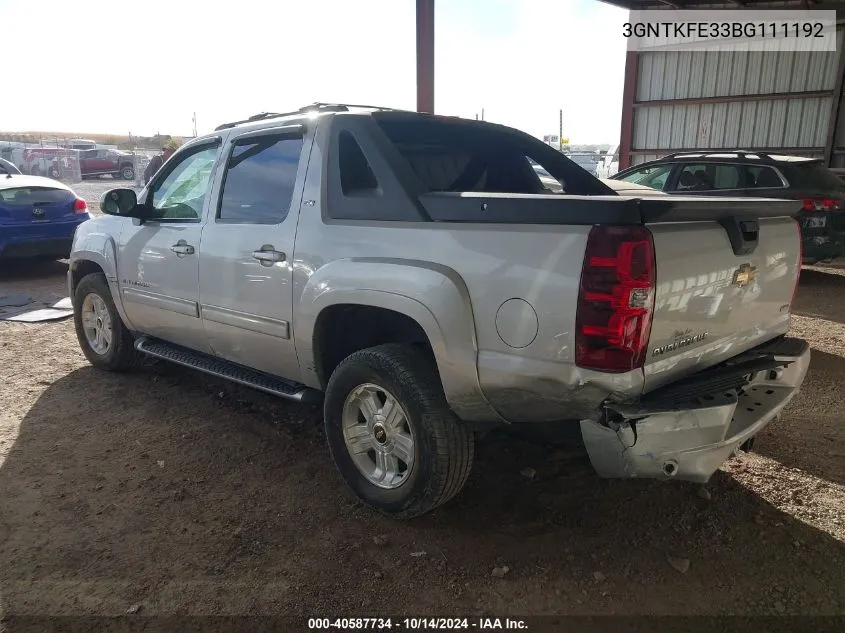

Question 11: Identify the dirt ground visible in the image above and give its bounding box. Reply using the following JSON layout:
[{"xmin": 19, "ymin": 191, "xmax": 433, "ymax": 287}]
[{"xmin": 1, "ymin": 215, "xmax": 844, "ymax": 622}]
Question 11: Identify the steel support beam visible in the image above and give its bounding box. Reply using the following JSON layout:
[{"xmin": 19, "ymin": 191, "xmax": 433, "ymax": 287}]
[
  {"xmin": 633, "ymin": 89, "xmax": 833, "ymax": 109},
  {"xmin": 824, "ymin": 42, "xmax": 845, "ymax": 167},
  {"xmin": 619, "ymin": 51, "xmax": 639, "ymax": 171},
  {"xmin": 416, "ymin": 0, "xmax": 435, "ymax": 114}
]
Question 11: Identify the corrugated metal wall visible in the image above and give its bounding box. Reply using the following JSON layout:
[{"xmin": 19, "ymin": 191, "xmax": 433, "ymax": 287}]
[{"xmin": 630, "ymin": 27, "xmax": 844, "ymax": 166}]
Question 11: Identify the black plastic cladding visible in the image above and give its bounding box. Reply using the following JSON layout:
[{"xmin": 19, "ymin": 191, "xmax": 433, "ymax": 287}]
[{"xmin": 220, "ymin": 108, "xmax": 803, "ymax": 226}]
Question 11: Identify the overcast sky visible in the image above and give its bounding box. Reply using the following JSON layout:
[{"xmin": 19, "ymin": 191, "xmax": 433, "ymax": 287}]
[{"xmin": 0, "ymin": 0, "xmax": 629, "ymax": 143}]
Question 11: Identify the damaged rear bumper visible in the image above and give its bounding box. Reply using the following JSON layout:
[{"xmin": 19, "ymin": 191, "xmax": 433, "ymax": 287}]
[{"xmin": 580, "ymin": 337, "xmax": 811, "ymax": 483}]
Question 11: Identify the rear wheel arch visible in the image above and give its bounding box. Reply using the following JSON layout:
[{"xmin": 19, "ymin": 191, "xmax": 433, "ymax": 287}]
[
  {"xmin": 296, "ymin": 261, "xmax": 494, "ymax": 422},
  {"xmin": 313, "ymin": 304, "xmax": 435, "ymax": 389}
]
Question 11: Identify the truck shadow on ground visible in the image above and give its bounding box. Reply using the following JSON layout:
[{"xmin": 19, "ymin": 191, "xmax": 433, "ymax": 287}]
[
  {"xmin": 1, "ymin": 362, "xmax": 844, "ymax": 617},
  {"xmin": 0, "ymin": 259, "xmax": 68, "ymax": 283},
  {"xmin": 755, "ymin": 349, "xmax": 845, "ymax": 487},
  {"xmin": 793, "ymin": 268, "xmax": 845, "ymax": 324}
]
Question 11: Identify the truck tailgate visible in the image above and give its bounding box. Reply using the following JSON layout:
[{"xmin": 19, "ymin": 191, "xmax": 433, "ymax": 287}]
[{"xmin": 642, "ymin": 198, "xmax": 801, "ymax": 393}]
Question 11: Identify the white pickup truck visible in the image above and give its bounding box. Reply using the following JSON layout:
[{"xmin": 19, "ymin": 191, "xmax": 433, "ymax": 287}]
[{"xmin": 68, "ymin": 103, "xmax": 809, "ymax": 518}]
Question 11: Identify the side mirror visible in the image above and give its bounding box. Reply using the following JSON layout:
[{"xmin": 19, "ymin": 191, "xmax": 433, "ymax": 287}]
[{"xmin": 100, "ymin": 188, "xmax": 139, "ymax": 216}]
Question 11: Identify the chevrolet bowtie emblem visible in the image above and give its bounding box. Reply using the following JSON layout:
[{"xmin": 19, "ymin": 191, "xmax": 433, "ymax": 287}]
[{"xmin": 733, "ymin": 263, "xmax": 757, "ymax": 288}]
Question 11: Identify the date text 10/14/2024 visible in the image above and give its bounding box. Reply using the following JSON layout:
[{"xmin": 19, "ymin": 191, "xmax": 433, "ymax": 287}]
[{"xmin": 308, "ymin": 618, "xmax": 529, "ymax": 630}]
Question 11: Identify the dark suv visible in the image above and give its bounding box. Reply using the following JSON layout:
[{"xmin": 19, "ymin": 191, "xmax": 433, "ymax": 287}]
[{"xmin": 612, "ymin": 151, "xmax": 845, "ymax": 264}]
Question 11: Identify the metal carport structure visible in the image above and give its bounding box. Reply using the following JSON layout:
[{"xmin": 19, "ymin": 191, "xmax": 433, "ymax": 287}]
[
  {"xmin": 594, "ymin": 0, "xmax": 845, "ymax": 170},
  {"xmin": 412, "ymin": 1, "xmax": 845, "ymax": 170}
]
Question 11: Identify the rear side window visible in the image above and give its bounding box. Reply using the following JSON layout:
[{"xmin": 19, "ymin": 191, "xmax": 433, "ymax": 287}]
[
  {"xmin": 746, "ymin": 166, "xmax": 784, "ymax": 189},
  {"xmin": 218, "ymin": 136, "xmax": 303, "ymax": 224},
  {"xmin": 339, "ymin": 131, "xmax": 379, "ymax": 195},
  {"xmin": 0, "ymin": 187, "xmax": 72, "ymax": 205},
  {"xmin": 785, "ymin": 162, "xmax": 845, "ymax": 192},
  {"xmin": 374, "ymin": 116, "xmax": 612, "ymax": 196},
  {"xmin": 676, "ymin": 163, "xmax": 742, "ymax": 191}
]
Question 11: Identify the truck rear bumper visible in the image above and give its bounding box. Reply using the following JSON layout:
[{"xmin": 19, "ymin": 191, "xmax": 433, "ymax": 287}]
[{"xmin": 580, "ymin": 337, "xmax": 810, "ymax": 483}]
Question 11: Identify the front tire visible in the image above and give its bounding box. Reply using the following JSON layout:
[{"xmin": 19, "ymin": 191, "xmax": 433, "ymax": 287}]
[
  {"xmin": 120, "ymin": 164, "xmax": 135, "ymax": 180},
  {"xmin": 324, "ymin": 343, "xmax": 474, "ymax": 519},
  {"xmin": 73, "ymin": 272, "xmax": 140, "ymax": 371}
]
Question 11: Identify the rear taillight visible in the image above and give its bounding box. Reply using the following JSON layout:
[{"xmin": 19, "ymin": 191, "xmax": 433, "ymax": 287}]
[
  {"xmin": 575, "ymin": 225, "xmax": 655, "ymax": 373},
  {"xmin": 791, "ymin": 219, "xmax": 802, "ymax": 306},
  {"xmin": 800, "ymin": 197, "xmax": 840, "ymax": 212},
  {"xmin": 73, "ymin": 198, "xmax": 88, "ymax": 214}
]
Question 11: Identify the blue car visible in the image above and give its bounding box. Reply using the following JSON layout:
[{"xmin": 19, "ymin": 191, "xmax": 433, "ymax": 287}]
[{"xmin": 0, "ymin": 167, "xmax": 90, "ymax": 260}]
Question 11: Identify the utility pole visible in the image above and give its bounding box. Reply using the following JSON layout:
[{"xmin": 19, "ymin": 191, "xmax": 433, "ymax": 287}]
[
  {"xmin": 481, "ymin": 108, "xmax": 485, "ymax": 121},
  {"xmin": 416, "ymin": 0, "xmax": 435, "ymax": 113},
  {"xmin": 559, "ymin": 109, "xmax": 563, "ymax": 152},
  {"xmin": 192, "ymin": 112, "xmax": 198, "ymax": 137}
]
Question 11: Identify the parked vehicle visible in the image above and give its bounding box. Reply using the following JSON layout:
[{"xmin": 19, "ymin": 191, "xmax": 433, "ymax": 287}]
[
  {"xmin": 612, "ymin": 151, "xmax": 845, "ymax": 264},
  {"xmin": 20, "ymin": 147, "xmax": 65, "ymax": 177},
  {"xmin": 68, "ymin": 103, "xmax": 809, "ymax": 518},
  {"xmin": 565, "ymin": 152, "xmax": 601, "ymax": 176},
  {"xmin": 596, "ymin": 144, "xmax": 619, "ymax": 179},
  {"xmin": 533, "ymin": 163, "xmax": 664, "ymax": 197},
  {"xmin": 0, "ymin": 171, "xmax": 90, "ymax": 260},
  {"xmin": 78, "ymin": 148, "xmax": 136, "ymax": 180},
  {"xmin": 0, "ymin": 157, "xmax": 21, "ymax": 175},
  {"xmin": 600, "ymin": 178, "xmax": 667, "ymax": 196},
  {"xmin": 64, "ymin": 139, "xmax": 97, "ymax": 150}
]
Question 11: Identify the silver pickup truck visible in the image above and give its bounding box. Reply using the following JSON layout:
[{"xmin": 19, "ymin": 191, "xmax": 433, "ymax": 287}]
[{"xmin": 68, "ymin": 102, "xmax": 810, "ymax": 518}]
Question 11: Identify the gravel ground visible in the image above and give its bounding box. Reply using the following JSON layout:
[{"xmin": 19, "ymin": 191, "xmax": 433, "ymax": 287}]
[
  {"xmin": 70, "ymin": 177, "xmax": 143, "ymax": 210},
  {"xmin": 0, "ymin": 228, "xmax": 844, "ymax": 621}
]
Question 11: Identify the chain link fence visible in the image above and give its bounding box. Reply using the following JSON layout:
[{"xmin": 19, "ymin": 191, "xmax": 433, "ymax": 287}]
[{"xmin": 0, "ymin": 139, "xmax": 156, "ymax": 187}]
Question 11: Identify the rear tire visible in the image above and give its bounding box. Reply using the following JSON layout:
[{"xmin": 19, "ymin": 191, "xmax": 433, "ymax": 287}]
[
  {"xmin": 73, "ymin": 272, "xmax": 140, "ymax": 371},
  {"xmin": 323, "ymin": 343, "xmax": 474, "ymax": 519},
  {"xmin": 120, "ymin": 164, "xmax": 135, "ymax": 180}
]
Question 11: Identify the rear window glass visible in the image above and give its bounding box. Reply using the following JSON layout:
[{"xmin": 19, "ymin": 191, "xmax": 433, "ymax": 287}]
[
  {"xmin": 745, "ymin": 166, "xmax": 784, "ymax": 188},
  {"xmin": 373, "ymin": 116, "xmax": 611, "ymax": 196},
  {"xmin": 0, "ymin": 187, "xmax": 71, "ymax": 205},
  {"xmin": 786, "ymin": 162, "xmax": 845, "ymax": 192}
]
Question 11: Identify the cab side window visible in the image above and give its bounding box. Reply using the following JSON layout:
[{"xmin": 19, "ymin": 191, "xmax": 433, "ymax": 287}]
[
  {"xmin": 217, "ymin": 135, "xmax": 304, "ymax": 224},
  {"xmin": 149, "ymin": 144, "xmax": 220, "ymax": 221}
]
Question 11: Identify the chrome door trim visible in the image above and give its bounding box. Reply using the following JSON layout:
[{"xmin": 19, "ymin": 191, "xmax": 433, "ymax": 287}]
[{"xmin": 201, "ymin": 303, "xmax": 290, "ymax": 339}]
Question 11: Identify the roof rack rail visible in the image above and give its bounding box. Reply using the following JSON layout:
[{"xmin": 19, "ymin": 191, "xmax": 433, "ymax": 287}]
[
  {"xmin": 663, "ymin": 149, "xmax": 774, "ymax": 160},
  {"xmin": 214, "ymin": 102, "xmax": 398, "ymax": 131}
]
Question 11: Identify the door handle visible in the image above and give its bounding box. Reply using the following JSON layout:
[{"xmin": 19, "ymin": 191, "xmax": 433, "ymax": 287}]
[
  {"xmin": 252, "ymin": 245, "xmax": 286, "ymax": 266},
  {"xmin": 170, "ymin": 240, "xmax": 195, "ymax": 255}
]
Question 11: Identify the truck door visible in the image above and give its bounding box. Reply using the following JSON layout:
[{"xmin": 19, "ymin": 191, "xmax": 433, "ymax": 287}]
[
  {"xmin": 117, "ymin": 138, "xmax": 224, "ymax": 353},
  {"xmin": 198, "ymin": 124, "xmax": 312, "ymax": 381}
]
